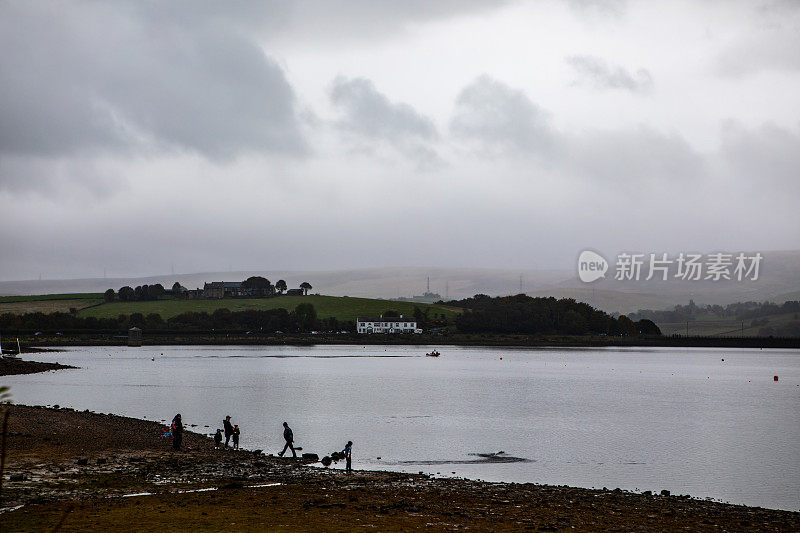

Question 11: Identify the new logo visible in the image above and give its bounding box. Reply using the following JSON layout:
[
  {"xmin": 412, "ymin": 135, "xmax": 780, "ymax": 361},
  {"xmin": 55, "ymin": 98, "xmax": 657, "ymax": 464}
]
[{"xmin": 578, "ymin": 250, "xmax": 608, "ymax": 283}]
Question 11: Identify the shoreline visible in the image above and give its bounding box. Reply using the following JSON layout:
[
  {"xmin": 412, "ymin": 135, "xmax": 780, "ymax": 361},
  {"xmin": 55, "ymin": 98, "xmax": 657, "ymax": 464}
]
[
  {"xmin": 1, "ymin": 404, "xmax": 798, "ymax": 531},
  {"xmin": 0, "ymin": 357, "xmax": 75, "ymax": 376},
  {"xmin": 13, "ymin": 332, "xmax": 800, "ymax": 350}
]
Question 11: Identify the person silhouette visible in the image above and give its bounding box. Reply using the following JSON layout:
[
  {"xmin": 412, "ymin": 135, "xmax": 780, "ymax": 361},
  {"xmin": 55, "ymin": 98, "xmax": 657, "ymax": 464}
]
[{"xmin": 278, "ymin": 421, "xmax": 297, "ymax": 458}]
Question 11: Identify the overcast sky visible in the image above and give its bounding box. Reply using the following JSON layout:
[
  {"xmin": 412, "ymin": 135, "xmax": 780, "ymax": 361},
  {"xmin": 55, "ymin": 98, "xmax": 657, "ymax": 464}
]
[{"xmin": 1, "ymin": 0, "xmax": 798, "ymax": 280}]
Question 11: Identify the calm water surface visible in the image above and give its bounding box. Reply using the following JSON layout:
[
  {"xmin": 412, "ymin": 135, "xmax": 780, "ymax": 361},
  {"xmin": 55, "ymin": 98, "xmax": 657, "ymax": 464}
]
[{"xmin": 4, "ymin": 345, "xmax": 799, "ymax": 510}]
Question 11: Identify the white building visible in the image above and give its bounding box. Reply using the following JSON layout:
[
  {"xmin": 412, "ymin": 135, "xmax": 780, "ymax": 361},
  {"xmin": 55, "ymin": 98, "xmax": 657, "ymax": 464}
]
[{"xmin": 357, "ymin": 316, "xmax": 420, "ymax": 334}]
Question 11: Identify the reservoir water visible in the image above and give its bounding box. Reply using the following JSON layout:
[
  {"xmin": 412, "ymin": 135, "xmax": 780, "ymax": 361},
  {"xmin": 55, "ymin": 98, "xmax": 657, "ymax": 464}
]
[{"xmin": 3, "ymin": 345, "xmax": 798, "ymax": 510}]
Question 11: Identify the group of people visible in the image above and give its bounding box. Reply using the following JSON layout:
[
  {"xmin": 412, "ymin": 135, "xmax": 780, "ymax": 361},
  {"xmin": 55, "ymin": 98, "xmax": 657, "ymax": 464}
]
[
  {"xmin": 169, "ymin": 415, "xmax": 352, "ymax": 472},
  {"xmin": 214, "ymin": 415, "xmax": 240, "ymax": 449}
]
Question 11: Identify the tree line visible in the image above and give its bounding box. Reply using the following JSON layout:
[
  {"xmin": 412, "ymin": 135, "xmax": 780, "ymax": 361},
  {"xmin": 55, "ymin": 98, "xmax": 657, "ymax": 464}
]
[
  {"xmin": 0, "ymin": 304, "xmax": 351, "ymax": 334},
  {"xmin": 102, "ymin": 277, "xmax": 313, "ymax": 302},
  {"xmin": 446, "ymin": 294, "xmax": 661, "ymax": 336},
  {"xmin": 629, "ymin": 300, "xmax": 800, "ymax": 323}
]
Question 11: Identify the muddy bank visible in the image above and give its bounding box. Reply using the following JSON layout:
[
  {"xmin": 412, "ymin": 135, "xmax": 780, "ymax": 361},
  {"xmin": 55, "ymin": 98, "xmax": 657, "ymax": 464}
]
[
  {"xmin": 1, "ymin": 405, "xmax": 798, "ymax": 531},
  {"xmin": 0, "ymin": 358, "xmax": 75, "ymax": 376}
]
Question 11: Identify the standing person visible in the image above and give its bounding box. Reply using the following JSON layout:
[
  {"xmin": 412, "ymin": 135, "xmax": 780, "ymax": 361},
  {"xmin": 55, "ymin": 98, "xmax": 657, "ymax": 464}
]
[
  {"xmin": 171, "ymin": 414, "xmax": 183, "ymax": 451},
  {"xmin": 223, "ymin": 416, "xmax": 234, "ymax": 448},
  {"xmin": 214, "ymin": 429, "xmax": 223, "ymax": 449},
  {"xmin": 342, "ymin": 440, "xmax": 352, "ymax": 472},
  {"xmin": 278, "ymin": 421, "xmax": 297, "ymax": 458},
  {"xmin": 232, "ymin": 425, "xmax": 240, "ymax": 450}
]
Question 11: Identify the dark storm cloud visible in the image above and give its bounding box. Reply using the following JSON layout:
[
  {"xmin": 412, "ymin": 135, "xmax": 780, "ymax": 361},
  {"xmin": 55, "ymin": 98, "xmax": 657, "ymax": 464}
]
[
  {"xmin": 450, "ymin": 75, "xmax": 556, "ymax": 157},
  {"xmin": 330, "ymin": 76, "xmax": 441, "ymax": 167},
  {"xmin": 566, "ymin": 55, "xmax": 654, "ymax": 94},
  {"xmin": 0, "ymin": 2, "xmax": 304, "ymax": 162}
]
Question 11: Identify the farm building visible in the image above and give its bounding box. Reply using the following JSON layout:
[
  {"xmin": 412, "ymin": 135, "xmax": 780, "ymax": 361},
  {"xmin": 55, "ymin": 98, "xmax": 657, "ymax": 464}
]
[{"xmin": 357, "ymin": 316, "xmax": 420, "ymax": 334}]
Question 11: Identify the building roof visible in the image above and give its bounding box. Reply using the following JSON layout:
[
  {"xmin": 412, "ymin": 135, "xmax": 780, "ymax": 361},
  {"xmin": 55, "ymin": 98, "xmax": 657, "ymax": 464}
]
[
  {"xmin": 357, "ymin": 317, "xmax": 415, "ymax": 323},
  {"xmin": 204, "ymin": 282, "xmax": 243, "ymax": 289}
]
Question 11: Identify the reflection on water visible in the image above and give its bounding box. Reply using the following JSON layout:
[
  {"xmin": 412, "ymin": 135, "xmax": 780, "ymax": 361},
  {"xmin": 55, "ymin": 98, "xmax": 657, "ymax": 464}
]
[
  {"xmin": 396, "ymin": 451, "xmax": 532, "ymax": 465},
  {"xmin": 4, "ymin": 344, "xmax": 799, "ymax": 510}
]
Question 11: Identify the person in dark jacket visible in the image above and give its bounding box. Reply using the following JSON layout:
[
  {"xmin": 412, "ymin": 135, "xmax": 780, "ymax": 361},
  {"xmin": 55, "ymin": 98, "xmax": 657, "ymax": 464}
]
[
  {"xmin": 342, "ymin": 440, "xmax": 352, "ymax": 472},
  {"xmin": 223, "ymin": 416, "xmax": 234, "ymax": 448},
  {"xmin": 214, "ymin": 429, "xmax": 223, "ymax": 449},
  {"xmin": 278, "ymin": 421, "xmax": 297, "ymax": 458},
  {"xmin": 232, "ymin": 425, "xmax": 240, "ymax": 450},
  {"xmin": 171, "ymin": 414, "xmax": 183, "ymax": 451}
]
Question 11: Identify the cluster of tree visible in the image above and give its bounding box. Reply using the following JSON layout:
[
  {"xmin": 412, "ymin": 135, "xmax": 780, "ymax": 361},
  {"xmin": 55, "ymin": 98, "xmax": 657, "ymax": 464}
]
[
  {"xmin": 103, "ymin": 278, "xmax": 314, "ymax": 301},
  {"xmin": 104, "ymin": 284, "xmax": 166, "ymax": 302},
  {"xmin": 0, "ymin": 303, "xmax": 350, "ymax": 334},
  {"xmin": 446, "ymin": 294, "xmax": 660, "ymax": 336},
  {"xmin": 629, "ymin": 300, "xmax": 800, "ymax": 323}
]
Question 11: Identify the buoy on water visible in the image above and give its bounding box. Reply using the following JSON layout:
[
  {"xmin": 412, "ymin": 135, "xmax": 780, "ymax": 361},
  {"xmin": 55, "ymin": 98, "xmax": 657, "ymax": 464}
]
[{"xmin": 774, "ymin": 375, "xmax": 779, "ymax": 381}]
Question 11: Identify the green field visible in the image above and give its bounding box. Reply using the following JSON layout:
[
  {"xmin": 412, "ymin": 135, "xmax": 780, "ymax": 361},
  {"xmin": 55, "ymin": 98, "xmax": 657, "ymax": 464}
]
[
  {"xmin": 0, "ymin": 293, "xmax": 103, "ymax": 303},
  {"xmin": 0, "ymin": 293, "xmax": 104, "ymax": 315},
  {"xmin": 77, "ymin": 295, "xmax": 462, "ymax": 322}
]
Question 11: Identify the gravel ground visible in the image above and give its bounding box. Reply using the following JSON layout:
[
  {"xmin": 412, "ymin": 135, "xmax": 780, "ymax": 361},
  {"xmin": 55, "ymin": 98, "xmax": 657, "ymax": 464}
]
[{"xmin": 0, "ymin": 405, "xmax": 798, "ymax": 532}]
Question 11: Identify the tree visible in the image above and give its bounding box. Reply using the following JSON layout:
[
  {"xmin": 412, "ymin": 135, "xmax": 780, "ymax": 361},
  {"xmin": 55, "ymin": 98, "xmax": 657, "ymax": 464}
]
[
  {"xmin": 104, "ymin": 289, "xmax": 116, "ymax": 303},
  {"xmin": 118, "ymin": 286, "xmax": 135, "ymax": 301},
  {"xmin": 635, "ymin": 319, "xmax": 661, "ymax": 336},
  {"xmin": 294, "ymin": 303, "xmax": 317, "ymax": 332},
  {"xmin": 243, "ymin": 276, "xmax": 273, "ymax": 297},
  {"xmin": 275, "ymin": 280, "xmax": 287, "ymax": 294},
  {"xmin": 172, "ymin": 282, "xmax": 182, "ymax": 293},
  {"xmin": 300, "ymin": 282, "xmax": 312, "ymax": 296},
  {"xmin": 150, "ymin": 283, "xmax": 165, "ymax": 299}
]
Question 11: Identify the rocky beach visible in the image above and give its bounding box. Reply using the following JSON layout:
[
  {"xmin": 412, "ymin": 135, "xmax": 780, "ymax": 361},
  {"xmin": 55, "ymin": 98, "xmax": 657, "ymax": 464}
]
[{"xmin": 0, "ymin": 402, "xmax": 798, "ymax": 532}]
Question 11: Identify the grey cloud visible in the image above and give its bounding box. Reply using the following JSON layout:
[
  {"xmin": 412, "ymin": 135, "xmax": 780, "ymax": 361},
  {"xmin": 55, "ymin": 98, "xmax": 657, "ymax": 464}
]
[
  {"xmin": 567, "ymin": 127, "xmax": 705, "ymax": 184},
  {"xmin": 714, "ymin": 2, "xmax": 800, "ymax": 77},
  {"xmin": 0, "ymin": 2, "xmax": 305, "ymax": 162},
  {"xmin": 567, "ymin": 55, "xmax": 654, "ymax": 94},
  {"xmin": 330, "ymin": 77, "xmax": 441, "ymax": 168},
  {"xmin": 450, "ymin": 76, "xmax": 703, "ymax": 184},
  {"xmin": 450, "ymin": 75, "xmax": 556, "ymax": 157},
  {"xmin": 719, "ymin": 121, "xmax": 800, "ymax": 192},
  {"xmin": 270, "ymin": 0, "xmax": 513, "ymax": 43},
  {"xmin": 0, "ymin": 155, "xmax": 126, "ymax": 198},
  {"xmin": 567, "ymin": 0, "xmax": 627, "ymax": 17}
]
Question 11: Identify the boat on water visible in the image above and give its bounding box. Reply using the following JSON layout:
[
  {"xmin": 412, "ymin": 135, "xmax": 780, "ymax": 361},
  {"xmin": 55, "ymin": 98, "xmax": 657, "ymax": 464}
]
[{"xmin": 426, "ymin": 350, "xmax": 440, "ymax": 357}]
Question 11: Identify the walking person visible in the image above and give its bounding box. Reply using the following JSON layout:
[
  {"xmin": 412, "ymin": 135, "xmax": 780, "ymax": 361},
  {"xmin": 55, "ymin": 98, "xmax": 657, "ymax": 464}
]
[
  {"xmin": 342, "ymin": 440, "xmax": 352, "ymax": 472},
  {"xmin": 223, "ymin": 415, "xmax": 234, "ymax": 448},
  {"xmin": 232, "ymin": 425, "xmax": 240, "ymax": 450},
  {"xmin": 171, "ymin": 414, "xmax": 183, "ymax": 451},
  {"xmin": 278, "ymin": 421, "xmax": 297, "ymax": 458}
]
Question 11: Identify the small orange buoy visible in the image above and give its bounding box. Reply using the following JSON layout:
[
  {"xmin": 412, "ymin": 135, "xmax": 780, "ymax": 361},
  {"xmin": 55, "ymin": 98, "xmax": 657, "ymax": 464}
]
[{"xmin": 774, "ymin": 376, "xmax": 779, "ymax": 381}]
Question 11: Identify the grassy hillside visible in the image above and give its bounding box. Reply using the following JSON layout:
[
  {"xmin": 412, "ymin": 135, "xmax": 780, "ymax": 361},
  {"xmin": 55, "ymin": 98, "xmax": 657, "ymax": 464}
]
[
  {"xmin": 77, "ymin": 295, "xmax": 462, "ymax": 322},
  {"xmin": 0, "ymin": 293, "xmax": 103, "ymax": 303},
  {"xmin": 0, "ymin": 293, "xmax": 104, "ymax": 315}
]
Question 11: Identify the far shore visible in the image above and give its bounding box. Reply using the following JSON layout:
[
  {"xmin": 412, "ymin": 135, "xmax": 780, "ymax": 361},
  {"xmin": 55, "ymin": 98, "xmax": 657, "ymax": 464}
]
[
  {"xmin": 11, "ymin": 332, "xmax": 800, "ymax": 350},
  {"xmin": 1, "ymin": 404, "xmax": 798, "ymax": 531}
]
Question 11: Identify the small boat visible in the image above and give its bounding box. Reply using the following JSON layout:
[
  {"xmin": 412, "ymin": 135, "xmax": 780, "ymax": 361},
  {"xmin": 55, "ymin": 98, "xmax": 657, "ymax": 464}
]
[{"xmin": 426, "ymin": 350, "xmax": 440, "ymax": 357}]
